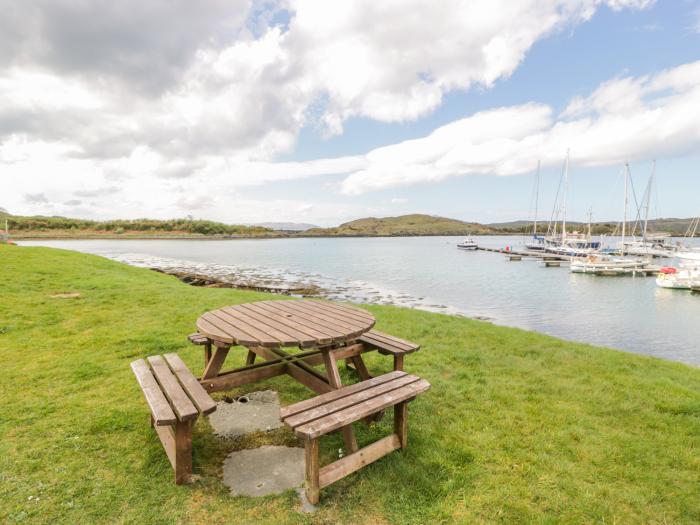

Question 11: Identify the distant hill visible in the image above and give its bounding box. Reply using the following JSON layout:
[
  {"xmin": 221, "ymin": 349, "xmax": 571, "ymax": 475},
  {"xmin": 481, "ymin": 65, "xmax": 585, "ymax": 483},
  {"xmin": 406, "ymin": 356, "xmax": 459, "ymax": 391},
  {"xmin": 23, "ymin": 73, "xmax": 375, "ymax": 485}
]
[
  {"xmin": 4, "ymin": 214, "xmax": 276, "ymax": 239},
  {"xmin": 302, "ymin": 214, "xmax": 496, "ymax": 237},
  {"xmin": 255, "ymin": 222, "xmax": 318, "ymax": 231},
  {"xmin": 489, "ymin": 217, "xmax": 698, "ymax": 236}
]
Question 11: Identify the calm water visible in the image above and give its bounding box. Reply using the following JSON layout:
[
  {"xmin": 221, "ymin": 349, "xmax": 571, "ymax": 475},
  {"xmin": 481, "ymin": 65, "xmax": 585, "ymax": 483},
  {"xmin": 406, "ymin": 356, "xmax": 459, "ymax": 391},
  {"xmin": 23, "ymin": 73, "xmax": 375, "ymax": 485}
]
[{"xmin": 21, "ymin": 236, "xmax": 700, "ymax": 366}]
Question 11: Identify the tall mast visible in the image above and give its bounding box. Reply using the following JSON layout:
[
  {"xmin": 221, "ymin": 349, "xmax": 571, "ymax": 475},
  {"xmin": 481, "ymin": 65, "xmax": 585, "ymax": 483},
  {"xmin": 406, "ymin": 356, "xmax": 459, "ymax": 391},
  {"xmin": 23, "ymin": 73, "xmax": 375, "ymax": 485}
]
[
  {"xmin": 562, "ymin": 150, "xmax": 569, "ymax": 241},
  {"xmin": 642, "ymin": 160, "xmax": 654, "ymax": 242},
  {"xmin": 621, "ymin": 162, "xmax": 629, "ymax": 255},
  {"xmin": 533, "ymin": 160, "xmax": 541, "ymax": 236},
  {"xmin": 587, "ymin": 207, "xmax": 593, "ymax": 241}
]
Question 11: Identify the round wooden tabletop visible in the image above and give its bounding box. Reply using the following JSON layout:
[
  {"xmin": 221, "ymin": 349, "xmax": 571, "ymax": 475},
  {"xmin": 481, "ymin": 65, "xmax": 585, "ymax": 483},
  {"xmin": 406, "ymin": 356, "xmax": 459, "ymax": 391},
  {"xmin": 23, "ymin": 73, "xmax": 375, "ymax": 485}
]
[{"xmin": 196, "ymin": 300, "xmax": 375, "ymax": 348}]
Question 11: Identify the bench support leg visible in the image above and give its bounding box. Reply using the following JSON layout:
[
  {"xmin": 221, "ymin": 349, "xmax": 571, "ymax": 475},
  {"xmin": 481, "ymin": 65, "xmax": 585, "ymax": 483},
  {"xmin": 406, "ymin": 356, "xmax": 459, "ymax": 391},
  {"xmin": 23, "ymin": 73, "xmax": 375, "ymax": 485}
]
[
  {"xmin": 174, "ymin": 420, "xmax": 193, "ymax": 485},
  {"xmin": 394, "ymin": 401, "xmax": 408, "ymax": 449},
  {"xmin": 305, "ymin": 437, "xmax": 320, "ymax": 505},
  {"xmin": 393, "ymin": 354, "xmax": 404, "ymax": 372},
  {"xmin": 321, "ymin": 349, "xmax": 358, "ymax": 454}
]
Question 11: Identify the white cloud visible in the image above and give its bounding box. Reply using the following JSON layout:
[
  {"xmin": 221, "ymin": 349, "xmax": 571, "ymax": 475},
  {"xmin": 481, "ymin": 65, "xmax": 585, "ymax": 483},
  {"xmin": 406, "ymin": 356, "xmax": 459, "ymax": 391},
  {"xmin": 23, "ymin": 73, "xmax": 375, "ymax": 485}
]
[
  {"xmin": 338, "ymin": 60, "xmax": 700, "ymax": 194},
  {"xmin": 285, "ymin": 0, "xmax": 653, "ymax": 132},
  {"xmin": 0, "ymin": 0, "xmax": 655, "ymax": 222}
]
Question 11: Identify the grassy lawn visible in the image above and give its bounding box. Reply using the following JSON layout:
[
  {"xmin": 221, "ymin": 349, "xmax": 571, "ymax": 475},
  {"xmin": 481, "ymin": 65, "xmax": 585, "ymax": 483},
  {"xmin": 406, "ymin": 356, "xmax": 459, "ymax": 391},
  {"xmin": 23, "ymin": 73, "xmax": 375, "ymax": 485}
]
[{"xmin": 1, "ymin": 244, "xmax": 699, "ymax": 524}]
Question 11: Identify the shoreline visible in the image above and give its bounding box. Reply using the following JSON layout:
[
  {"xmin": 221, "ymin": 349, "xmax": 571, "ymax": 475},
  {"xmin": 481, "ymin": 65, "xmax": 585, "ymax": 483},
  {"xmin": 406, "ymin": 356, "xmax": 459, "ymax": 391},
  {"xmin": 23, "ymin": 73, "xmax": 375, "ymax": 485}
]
[
  {"xmin": 82, "ymin": 250, "xmax": 492, "ymax": 322},
  {"xmin": 11, "ymin": 232, "xmax": 525, "ymax": 240},
  {"xmin": 151, "ymin": 265, "xmax": 495, "ymax": 322},
  {"xmin": 18, "ymin": 239, "xmax": 700, "ymax": 366}
]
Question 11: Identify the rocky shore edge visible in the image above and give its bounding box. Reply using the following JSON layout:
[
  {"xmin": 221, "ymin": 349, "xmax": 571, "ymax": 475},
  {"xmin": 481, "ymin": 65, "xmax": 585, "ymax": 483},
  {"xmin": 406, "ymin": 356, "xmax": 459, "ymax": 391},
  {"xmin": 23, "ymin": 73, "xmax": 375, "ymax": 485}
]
[{"xmin": 151, "ymin": 267, "xmax": 322, "ymax": 296}]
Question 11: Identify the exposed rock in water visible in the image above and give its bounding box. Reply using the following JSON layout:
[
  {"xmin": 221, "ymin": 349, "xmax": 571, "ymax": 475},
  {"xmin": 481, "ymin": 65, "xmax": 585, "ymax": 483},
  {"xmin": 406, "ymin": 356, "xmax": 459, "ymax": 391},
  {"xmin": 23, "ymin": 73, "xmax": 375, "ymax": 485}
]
[{"xmin": 151, "ymin": 267, "xmax": 322, "ymax": 296}]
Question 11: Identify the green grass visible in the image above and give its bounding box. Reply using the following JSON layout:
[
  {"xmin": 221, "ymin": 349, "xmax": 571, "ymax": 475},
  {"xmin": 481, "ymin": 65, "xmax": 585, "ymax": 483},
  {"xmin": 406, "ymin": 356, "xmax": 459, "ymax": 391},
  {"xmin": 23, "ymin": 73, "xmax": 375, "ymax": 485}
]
[{"xmin": 1, "ymin": 244, "xmax": 699, "ymax": 524}]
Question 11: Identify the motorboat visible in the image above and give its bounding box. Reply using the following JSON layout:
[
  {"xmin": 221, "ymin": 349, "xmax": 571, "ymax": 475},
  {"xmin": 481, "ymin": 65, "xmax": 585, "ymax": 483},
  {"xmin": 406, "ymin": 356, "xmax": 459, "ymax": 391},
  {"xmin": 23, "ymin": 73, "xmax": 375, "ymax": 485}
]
[
  {"xmin": 570, "ymin": 254, "xmax": 648, "ymax": 275},
  {"xmin": 457, "ymin": 237, "xmax": 477, "ymax": 250},
  {"xmin": 656, "ymin": 264, "xmax": 700, "ymax": 289}
]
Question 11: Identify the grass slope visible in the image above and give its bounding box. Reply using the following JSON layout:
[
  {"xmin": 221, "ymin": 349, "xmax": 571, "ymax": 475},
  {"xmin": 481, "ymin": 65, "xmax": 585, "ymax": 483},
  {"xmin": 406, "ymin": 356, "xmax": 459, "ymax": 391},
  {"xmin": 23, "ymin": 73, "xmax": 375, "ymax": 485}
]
[
  {"xmin": 304, "ymin": 214, "xmax": 495, "ymax": 236},
  {"xmin": 1, "ymin": 245, "xmax": 699, "ymax": 524}
]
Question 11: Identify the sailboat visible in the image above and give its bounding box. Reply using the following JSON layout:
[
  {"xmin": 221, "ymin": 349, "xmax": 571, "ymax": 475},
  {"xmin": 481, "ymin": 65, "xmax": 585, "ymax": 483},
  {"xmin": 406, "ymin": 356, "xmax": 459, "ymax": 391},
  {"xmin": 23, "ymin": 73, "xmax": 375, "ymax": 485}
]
[
  {"xmin": 525, "ymin": 161, "xmax": 545, "ymax": 251},
  {"xmin": 570, "ymin": 163, "xmax": 647, "ymax": 275},
  {"xmin": 675, "ymin": 217, "xmax": 700, "ymax": 261},
  {"xmin": 544, "ymin": 151, "xmax": 601, "ymax": 257},
  {"xmin": 622, "ymin": 161, "xmax": 677, "ymax": 258}
]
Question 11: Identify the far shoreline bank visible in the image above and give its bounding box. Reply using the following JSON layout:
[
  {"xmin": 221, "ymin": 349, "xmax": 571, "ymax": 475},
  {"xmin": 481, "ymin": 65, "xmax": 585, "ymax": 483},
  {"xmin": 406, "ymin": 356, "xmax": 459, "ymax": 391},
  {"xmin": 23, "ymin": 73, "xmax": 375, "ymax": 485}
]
[{"xmin": 12, "ymin": 232, "xmax": 526, "ymax": 240}]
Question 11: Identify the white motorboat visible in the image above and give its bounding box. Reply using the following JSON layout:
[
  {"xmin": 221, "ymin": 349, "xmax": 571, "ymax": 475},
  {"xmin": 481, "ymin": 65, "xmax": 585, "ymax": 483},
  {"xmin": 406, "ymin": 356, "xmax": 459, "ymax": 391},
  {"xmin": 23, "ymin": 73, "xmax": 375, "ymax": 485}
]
[
  {"xmin": 457, "ymin": 237, "xmax": 477, "ymax": 250},
  {"xmin": 656, "ymin": 264, "xmax": 700, "ymax": 289},
  {"xmin": 676, "ymin": 249, "xmax": 700, "ymax": 261},
  {"xmin": 623, "ymin": 238, "xmax": 677, "ymax": 257},
  {"xmin": 570, "ymin": 254, "xmax": 648, "ymax": 275}
]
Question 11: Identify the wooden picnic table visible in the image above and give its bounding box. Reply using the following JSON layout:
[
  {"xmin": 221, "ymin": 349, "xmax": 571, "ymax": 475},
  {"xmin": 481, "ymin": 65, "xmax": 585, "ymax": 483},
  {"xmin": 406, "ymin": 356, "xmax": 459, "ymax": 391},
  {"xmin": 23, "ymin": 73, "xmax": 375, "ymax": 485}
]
[
  {"xmin": 195, "ymin": 299, "xmax": 379, "ymax": 393},
  {"xmin": 195, "ymin": 299, "xmax": 379, "ymax": 452}
]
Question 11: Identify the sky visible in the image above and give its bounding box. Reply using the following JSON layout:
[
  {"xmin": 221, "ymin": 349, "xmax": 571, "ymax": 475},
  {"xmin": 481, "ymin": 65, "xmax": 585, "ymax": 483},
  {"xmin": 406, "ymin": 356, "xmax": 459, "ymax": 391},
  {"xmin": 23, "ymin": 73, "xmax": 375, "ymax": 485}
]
[{"xmin": 1, "ymin": 0, "xmax": 700, "ymax": 226}]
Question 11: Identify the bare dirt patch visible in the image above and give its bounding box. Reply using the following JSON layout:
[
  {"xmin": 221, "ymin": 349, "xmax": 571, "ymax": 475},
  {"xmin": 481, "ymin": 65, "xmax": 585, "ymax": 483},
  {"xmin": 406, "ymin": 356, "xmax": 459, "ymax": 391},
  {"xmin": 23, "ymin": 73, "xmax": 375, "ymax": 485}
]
[{"xmin": 48, "ymin": 292, "xmax": 82, "ymax": 299}]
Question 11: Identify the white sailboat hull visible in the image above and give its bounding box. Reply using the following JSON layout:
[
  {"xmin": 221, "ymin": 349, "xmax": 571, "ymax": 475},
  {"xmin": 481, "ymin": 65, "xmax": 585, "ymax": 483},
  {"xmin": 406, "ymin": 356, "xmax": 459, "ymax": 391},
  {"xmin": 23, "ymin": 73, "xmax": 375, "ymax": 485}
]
[{"xmin": 655, "ymin": 267, "xmax": 700, "ymax": 289}]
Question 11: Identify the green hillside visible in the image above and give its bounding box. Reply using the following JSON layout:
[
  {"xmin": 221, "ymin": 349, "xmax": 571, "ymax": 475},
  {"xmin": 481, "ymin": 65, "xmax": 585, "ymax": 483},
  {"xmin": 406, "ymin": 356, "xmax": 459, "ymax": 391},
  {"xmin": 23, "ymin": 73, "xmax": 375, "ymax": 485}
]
[
  {"xmin": 303, "ymin": 214, "xmax": 496, "ymax": 236},
  {"xmin": 489, "ymin": 217, "xmax": 699, "ymax": 236},
  {"xmin": 2, "ymin": 213, "xmax": 275, "ymax": 238}
]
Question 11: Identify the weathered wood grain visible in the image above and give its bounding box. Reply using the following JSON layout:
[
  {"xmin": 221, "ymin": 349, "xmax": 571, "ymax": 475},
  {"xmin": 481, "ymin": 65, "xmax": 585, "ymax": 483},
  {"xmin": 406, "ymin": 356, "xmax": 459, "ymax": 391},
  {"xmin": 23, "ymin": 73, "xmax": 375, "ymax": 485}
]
[
  {"xmin": 147, "ymin": 355, "xmax": 198, "ymax": 422},
  {"xmin": 293, "ymin": 379, "xmax": 430, "ymax": 439},
  {"xmin": 163, "ymin": 353, "xmax": 216, "ymax": 415},
  {"xmin": 280, "ymin": 371, "xmax": 406, "ymax": 418},
  {"xmin": 196, "ymin": 300, "xmax": 375, "ymax": 348},
  {"xmin": 318, "ymin": 434, "xmax": 401, "ymax": 489},
  {"xmin": 131, "ymin": 359, "xmax": 176, "ymax": 426}
]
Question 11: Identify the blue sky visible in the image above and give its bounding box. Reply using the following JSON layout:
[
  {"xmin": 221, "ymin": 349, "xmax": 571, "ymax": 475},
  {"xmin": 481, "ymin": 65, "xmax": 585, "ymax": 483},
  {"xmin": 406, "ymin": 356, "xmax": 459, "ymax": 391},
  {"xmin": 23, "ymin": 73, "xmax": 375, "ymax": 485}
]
[
  {"xmin": 2, "ymin": 0, "xmax": 700, "ymax": 225},
  {"xmin": 267, "ymin": 1, "xmax": 700, "ymax": 224}
]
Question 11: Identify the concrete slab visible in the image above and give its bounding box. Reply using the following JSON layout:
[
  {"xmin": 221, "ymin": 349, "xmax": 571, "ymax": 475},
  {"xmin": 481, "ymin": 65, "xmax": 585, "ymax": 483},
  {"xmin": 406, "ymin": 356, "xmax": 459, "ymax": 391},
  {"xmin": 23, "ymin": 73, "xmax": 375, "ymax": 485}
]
[
  {"xmin": 222, "ymin": 446, "xmax": 304, "ymax": 497},
  {"xmin": 208, "ymin": 390, "xmax": 283, "ymax": 438}
]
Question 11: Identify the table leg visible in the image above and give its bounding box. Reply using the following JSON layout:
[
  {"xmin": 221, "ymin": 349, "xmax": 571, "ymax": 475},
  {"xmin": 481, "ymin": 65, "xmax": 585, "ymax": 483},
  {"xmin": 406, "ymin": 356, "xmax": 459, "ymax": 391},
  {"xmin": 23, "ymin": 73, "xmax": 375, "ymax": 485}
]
[
  {"xmin": 250, "ymin": 346, "xmax": 333, "ymax": 394},
  {"xmin": 349, "ymin": 355, "xmax": 373, "ymax": 380},
  {"xmin": 202, "ymin": 346, "xmax": 230, "ymax": 380},
  {"xmin": 203, "ymin": 342, "xmax": 212, "ymax": 369},
  {"xmin": 321, "ymin": 349, "xmax": 358, "ymax": 453},
  {"xmin": 245, "ymin": 350, "xmax": 256, "ymax": 365}
]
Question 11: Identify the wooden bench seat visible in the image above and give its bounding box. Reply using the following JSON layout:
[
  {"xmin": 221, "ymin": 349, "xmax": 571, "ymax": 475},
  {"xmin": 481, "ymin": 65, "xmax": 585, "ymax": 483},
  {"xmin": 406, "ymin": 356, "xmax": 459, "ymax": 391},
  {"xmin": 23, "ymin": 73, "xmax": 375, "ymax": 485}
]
[
  {"xmin": 358, "ymin": 330, "xmax": 421, "ymax": 371},
  {"xmin": 131, "ymin": 353, "xmax": 217, "ymax": 484},
  {"xmin": 187, "ymin": 332, "xmax": 209, "ymax": 345},
  {"xmin": 280, "ymin": 371, "xmax": 430, "ymax": 504}
]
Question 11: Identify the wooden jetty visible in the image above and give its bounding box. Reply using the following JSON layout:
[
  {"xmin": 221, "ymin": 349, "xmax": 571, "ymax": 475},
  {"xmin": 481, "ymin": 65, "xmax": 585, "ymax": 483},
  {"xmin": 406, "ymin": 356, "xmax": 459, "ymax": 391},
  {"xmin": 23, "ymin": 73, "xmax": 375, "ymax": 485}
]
[
  {"xmin": 475, "ymin": 246, "xmax": 660, "ymax": 277},
  {"xmin": 476, "ymin": 246, "xmax": 569, "ymax": 262}
]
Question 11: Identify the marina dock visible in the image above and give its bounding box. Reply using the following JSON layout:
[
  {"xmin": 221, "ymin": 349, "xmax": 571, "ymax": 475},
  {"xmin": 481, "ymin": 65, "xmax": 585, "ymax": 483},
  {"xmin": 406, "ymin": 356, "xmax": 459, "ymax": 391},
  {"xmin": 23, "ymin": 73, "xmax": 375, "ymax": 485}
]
[{"xmin": 474, "ymin": 246, "xmax": 661, "ymax": 276}]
